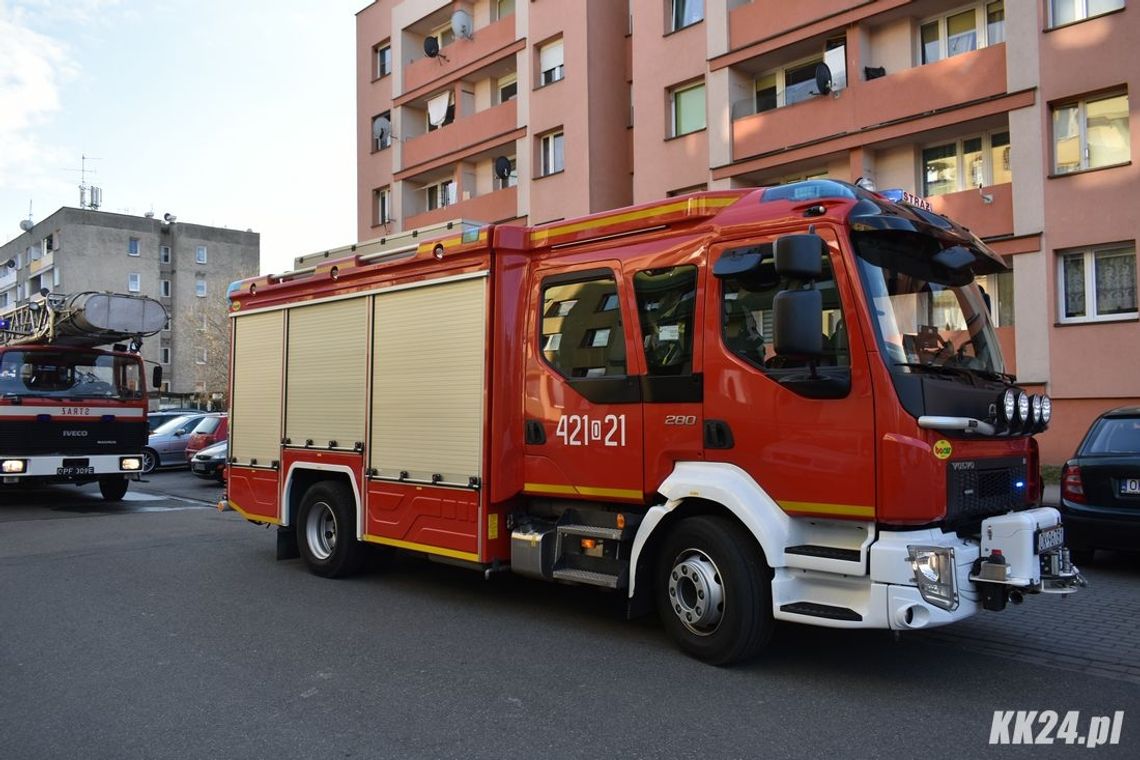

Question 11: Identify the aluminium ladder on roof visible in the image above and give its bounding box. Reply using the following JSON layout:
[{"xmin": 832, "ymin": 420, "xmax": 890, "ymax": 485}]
[{"xmin": 0, "ymin": 292, "xmax": 168, "ymax": 349}]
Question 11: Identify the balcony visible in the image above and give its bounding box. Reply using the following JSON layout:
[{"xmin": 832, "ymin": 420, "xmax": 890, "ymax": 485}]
[
  {"xmin": 732, "ymin": 44, "xmax": 1008, "ymax": 165},
  {"xmin": 729, "ymin": 0, "xmax": 874, "ymax": 52},
  {"xmin": 30, "ymin": 251, "xmax": 53, "ymax": 274},
  {"xmin": 405, "ymin": 185, "xmax": 518, "ymax": 229},
  {"xmin": 0, "ymin": 268, "xmax": 15, "ymax": 289},
  {"xmin": 402, "ymin": 15, "xmax": 517, "ymax": 99},
  {"xmin": 401, "ymin": 100, "xmax": 517, "ymax": 173},
  {"xmin": 926, "ymin": 182, "xmax": 1013, "ymax": 240}
]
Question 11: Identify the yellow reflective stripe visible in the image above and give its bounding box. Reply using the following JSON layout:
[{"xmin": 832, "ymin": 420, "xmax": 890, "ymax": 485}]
[
  {"xmin": 780, "ymin": 500, "xmax": 875, "ymax": 518},
  {"xmin": 530, "ymin": 196, "xmax": 738, "ymax": 247},
  {"xmin": 227, "ymin": 500, "xmax": 283, "ymax": 526},
  {"xmin": 524, "ymin": 482, "xmax": 643, "ymax": 500},
  {"xmin": 363, "ymin": 534, "xmax": 480, "ymax": 562}
]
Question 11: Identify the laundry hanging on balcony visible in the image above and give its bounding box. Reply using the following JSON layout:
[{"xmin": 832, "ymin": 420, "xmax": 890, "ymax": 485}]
[{"xmin": 427, "ymin": 91, "xmax": 454, "ymax": 128}]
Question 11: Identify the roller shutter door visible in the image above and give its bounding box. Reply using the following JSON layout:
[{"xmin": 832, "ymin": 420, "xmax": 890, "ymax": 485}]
[{"xmin": 231, "ymin": 311, "xmax": 284, "ymax": 465}]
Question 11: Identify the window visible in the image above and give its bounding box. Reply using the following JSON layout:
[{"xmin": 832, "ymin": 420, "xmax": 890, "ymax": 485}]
[
  {"xmin": 1050, "ymin": 0, "xmax": 1125, "ymax": 27},
  {"xmin": 431, "ymin": 24, "xmax": 455, "ymax": 48},
  {"xmin": 161, "ymin": 279, "xmax": 171, "ymax": 298},
  {"xmin": 197, "ymin": 348, "xmax": 208, "ymax": 365},
  {"xmin": 128, "ymin": 237, "xmax": 140, "ymax": 256},
  {"xmin": 426, "ymin": 180, "xmax": 455, "ymax": 211},
  {"xmin": 163, "ymin": 318, "xmax": 171, "ymax": 333},
  {"xmin": 372, "ymin": 111, "xmax": 392, "ymax": 150},
  {"xmin": 1053, "ymin": 92, "xmax": 1130, "ymax": 174},
  {"xmin": 922, "ymin": 131, "xmax": 1011, "ymax": 196},
  {"xmin": 670, "ymin": 81, "xmax": 706, "ymax": 137},
  {"xmin": 541, "ymin": 275, "xmax": 627, "ymax": 378},
  {"xmin": 52, "ymin": 268, "xmax": 60, "ymax": 288},
  {"xmin": 635, "ymin": 266, "xmax": 697, "ymax": 375},
  {"xmin": 495, "ymin": 0, "xmax": 516, "ymax": 20},
  {"xmin": 755, "ymin": 57, "xmax": 822, "ymax": 113},
  {"xmin": 128, "ymin": 273, "xmax": 141, "ymax": 292},
  {"xmin": 196, "ymin": 278, "xmax": 207, "ymax": 297},
  {"xmin": 920, "ymin": 2, "xmax": 1004, "ymax": 65},
  {"xmin": 160, "ymin": 245, "xmax": 171, "ymax": 264},
  {"xmin": 538, "ymin": 39, "xmax": 564, "ymax": 86},
  {"xmin": 975, "ymin": 271, "xmax": 1015, "ymax": 327},
  {"xmin": 426, "ymin": 91, "xmax": 455, "ymax": 131},
  {"xmin": 375, "ymin": 43, "xmax": 391, "ymax": 78},
  {"xmin": 375, "ymin": 186, "xmax": 391, "ymax": 225},
  {"xmin": 670, "ymin": 0, "xmax": 704, "ymax": 31},
  {"xmin": 540, "ymin": 131, "xmax": 565, "ymax": 176},
  {"xmin": 497, "ymin": 74, "xmax": 518, "ymax": 104},
  {"xmin": 196, "ymin": 245, "xmax": 207, "ymax": 264},
  {"xmin": 496, "ymin": 157, "xmax": 518, "ymax": 190},
  {"xmin": 1059, "ymin": 244, "xmax": 1137, "ymax": 322},
  {"xmin": 161, "ymin": 347, "xmax": 171, "ymax": 365}
]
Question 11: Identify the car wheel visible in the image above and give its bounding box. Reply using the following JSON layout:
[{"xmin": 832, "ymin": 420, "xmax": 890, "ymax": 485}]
[
  {"xmin": 656, "ymin": 515, "xmax": 773, "ymax": 665},
  {"xmin": 98, "ymin": 475, "xmax": 129, "ymax": 502},
  {"xmin": 296, "ymin": 481, "xmax": 366, "ymax": 578},
  {"xmin": 141, "ymin": 448, "xmax": 159, "ymax": 474}
]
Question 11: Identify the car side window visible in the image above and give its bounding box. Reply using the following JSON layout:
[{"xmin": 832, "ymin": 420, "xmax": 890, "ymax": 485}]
[
  {"xmin": 633, "ymin": 266, "xmax": 697, "ymax": 376},
  {"xmin": 541, "ymin": 274, "xmax": 627, "ymax": 379}
]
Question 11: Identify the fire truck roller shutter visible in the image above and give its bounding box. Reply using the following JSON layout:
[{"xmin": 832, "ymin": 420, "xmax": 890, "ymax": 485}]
[
  {"xmin": 231, "ymin": 311, "xmax": 284, "ymax": 466},
  {"xmin": 370, "ymin": 276, "xmax": 487, "ymax": 485},
  {"xmin": 285, "ymin": 297, "xmax": 369, "ymax": 449}
]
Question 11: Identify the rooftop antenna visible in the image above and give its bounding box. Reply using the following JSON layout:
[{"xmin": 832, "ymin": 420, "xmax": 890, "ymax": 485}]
[{"xmin": 66, "ymin": 153, "xmax": 102, "ymax": 209}]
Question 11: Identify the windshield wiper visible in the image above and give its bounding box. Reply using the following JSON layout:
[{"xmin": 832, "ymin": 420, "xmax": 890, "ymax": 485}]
[{"xmin": 893, "ymin": 362, "xmax": 978, "ymax": 383}]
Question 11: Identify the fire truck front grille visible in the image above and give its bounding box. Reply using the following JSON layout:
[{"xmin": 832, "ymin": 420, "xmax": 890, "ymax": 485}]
[
  {"xmin": 945, "ymin": 457, "xmax": 1029, "ymax": 526},
  {"xmin": 0, "ymin": 420, "xmax": 146, "ymax": 456}
]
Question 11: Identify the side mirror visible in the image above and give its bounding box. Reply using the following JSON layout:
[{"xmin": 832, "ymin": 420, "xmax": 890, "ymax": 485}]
[
  {"xmin": 152, "ymin": 366, "xmax": 162, "ymax": 390},
  {"xmin": 774, "ymin": 234, "xmax": 825, "ymax": 279},
  {"xmin": 773, "ymin": 289, "xmax": 824, "ymax": 357}
]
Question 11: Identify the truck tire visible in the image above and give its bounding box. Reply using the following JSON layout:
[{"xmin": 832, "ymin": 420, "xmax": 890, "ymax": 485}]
[
  {"xmin": 141, "ymin": 448, "xmax": 159, "ymax": 474},
  {"xmin": 656, "ymin": 515, "xmax": 773, "ymax": 665},
  {"xmin": 297, "ymin": 481, "xmax": 365, "ymax": 578},
  {"xmin": 99, "ymin": 475, "xmax": 129, "ymax": 502}
]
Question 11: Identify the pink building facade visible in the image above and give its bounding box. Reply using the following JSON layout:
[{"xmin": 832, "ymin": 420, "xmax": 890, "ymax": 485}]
[{"xmin": 358, "ymin": 0, "xmax": 1140, "ymax": 463}]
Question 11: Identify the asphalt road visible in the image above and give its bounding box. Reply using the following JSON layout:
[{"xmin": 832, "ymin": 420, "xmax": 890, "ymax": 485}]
[{"xmin": 1, "ymin": 473, "xmax": 1137, "ymax": 759}]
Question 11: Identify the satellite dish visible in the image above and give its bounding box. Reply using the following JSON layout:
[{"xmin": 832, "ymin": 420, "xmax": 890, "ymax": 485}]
[
  {"xmin": 373, "ymin": 116, "xmax": 391, "ymax": 142},
  {"xmin": 451, "ymin": 10, "xmax": 473, "ymax": 40},
  {"xmin": 424, "ymin": 36, "xmax": 440, "ymax": 57},
  {"xmin": 814, "ymin": 63, "xmax": 833, "ymax": 95},
  {"xmin": 4, "ymin": 259, "xmax": 15, "ymax": 269},
  {"xmin": 164, "ymin": 213, "xmax": 177, "ymax": 223},
  {"xmin": 19, "ymin": 219, "xmax": 33, "ymax": 232},
  {"xmin": 38, "ymin": 287, "xmax": 50, "ymax": 298},
  {"xmin": 494, "ymin": 156, "xmax": 513, "ymax": 181}
]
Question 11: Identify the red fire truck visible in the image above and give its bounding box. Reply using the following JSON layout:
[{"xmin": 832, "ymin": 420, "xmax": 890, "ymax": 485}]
[
  {"xmin": 0, "ymin": 291, "xmax": 166, "ymax": 501},
  {"xmin": 224, "ymin": 181, "xmax": 1083, "ymax": 664}
]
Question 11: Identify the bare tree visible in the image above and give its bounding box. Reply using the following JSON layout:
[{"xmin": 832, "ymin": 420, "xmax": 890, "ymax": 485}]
[{"xmin": 189, "ymin": 298, "xmax": 231, "ymax": 410}]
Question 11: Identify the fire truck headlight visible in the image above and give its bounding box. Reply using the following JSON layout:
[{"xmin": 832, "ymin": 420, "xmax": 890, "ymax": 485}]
[
  {"xmin": 2, "ymin": 459, "xmax": 27, "ymax": 474},
  {"xmin": 907, "ymin": 546, "xmax": 958, "ymax": 611},
  {"xmin": 120, "ymin": 457, "xmax": 142, "ymax": 471}
]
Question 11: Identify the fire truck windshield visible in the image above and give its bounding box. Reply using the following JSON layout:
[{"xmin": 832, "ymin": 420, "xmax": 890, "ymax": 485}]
[
  {"xmin": 852, "ymin": 231, "xmax": 1007, "ymax": 380},
  {"xmin": 0, "ymin": 350, "xmax": 143, "ymax": 400}
]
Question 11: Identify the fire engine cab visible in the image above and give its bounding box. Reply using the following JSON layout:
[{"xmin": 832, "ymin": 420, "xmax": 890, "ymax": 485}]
[{"xmin": 225, "ymin": 180, "xmax": 1084, "ymax": 664}]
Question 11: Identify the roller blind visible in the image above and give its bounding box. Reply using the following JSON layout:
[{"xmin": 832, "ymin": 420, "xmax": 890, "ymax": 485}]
[{"xmin": 231, "ymin": 311, "xmax": 284, "ymax": 465}]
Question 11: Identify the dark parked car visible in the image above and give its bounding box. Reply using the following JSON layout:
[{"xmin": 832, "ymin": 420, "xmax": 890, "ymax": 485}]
[
  {"xmin": 190, "ymin": 440, "xmax": 227, "ymax": 483},
  {"xmin": 185, "ymin": 413, "xmax": 227, "ymax": 460},
  {"xmin": 1060, "ymin": 406, "xmax": 1140, "ymax": 560},
  {"xmin": 143, "ymin": 413, "xmax": 209, "ymax": 473}
]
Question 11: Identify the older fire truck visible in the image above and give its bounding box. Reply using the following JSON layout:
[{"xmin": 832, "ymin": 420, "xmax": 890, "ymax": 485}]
[
  {"xmin": 224, "ymin": 181, "xmax": 1083, "ymax": 664},
  {"xmin": 0, "ymin": 291, "xmax": 166, "ymax": 501}
]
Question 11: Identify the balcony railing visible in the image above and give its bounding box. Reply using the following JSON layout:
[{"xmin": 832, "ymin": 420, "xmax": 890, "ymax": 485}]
[
  {"xmin": 405, "ymin": 185, "xmax": 518, "ymax": 229},
  {"xmin": 926, "ymin": 182, "xmax": 1013, "ymax": 240},
  {"xmin": 30, "ymin": 251, "xmax": 53, "ymax": 274},
  {"xmin": 401, "ymin": 100, "xmax": 517, "ymax": 172},
  {"xmin": 403, "ymin": 15, "xmax": 517, "ymax": 97}
]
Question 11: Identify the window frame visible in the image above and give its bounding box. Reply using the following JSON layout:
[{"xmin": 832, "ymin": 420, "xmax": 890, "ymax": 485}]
[
  {"xmin": 196, "ymin": 245, "xmax": 208, "ymax": 265},
  {"xmin": 539, "ymin": 130, "xmax": 565, "ymax": 177},
  {"xmin": 495, "ymin": 0, "xmax": 516, "ymax": 22},
  {"xmin": 538, "ymin": 38, "xmax": 565, "ymax": 87},
  {"xmin": 374, "ymin": 43, "xmax": 392, "ymax": 79},
  {"xmin": 669, "ymin": 80, "xmax": 707, "ymax": 138},
  {"xmin": 128, "ymin": 237, "xmax": 141, "ymax": 257},
  {"xmin": 128, "ymin": 273, "xmax": 141, "ymax": 293},
  {"xmin": 160, "ymin": 245, "xmax": 171, "ymax": 264},
  {"xmin": 160, "ymin": 279, "xmax": 171, "ymax": 298},
  {"xmin": 1048, "ymin": 0, "xmax": 1126, "ymax": 28},
  {"xmin": 497, "ymin": 73, "xmax": 518, "ymax": 104},
  {"xmin": 375, "ymin": 186, "xmax": 391, "ymax": 225},
  {"xmin": 921, "ymin": 129, "xmax": 1011, "ymax": 197},
  {"xmin": 1051, "ymin": 91, "xmax": 1131, "ymax": 175},
  {"xmin": 1056, "ymin": 243, "xmax": 1138, "ymax": 324},
  {"xmin": 425, "ymin": 179, "xmax": 456, "ymax": 211},
  {"xmin": 669, "ymin": 0, "xmax": 705, "ymax": 33},
  {"xmin": 195, "ymin": 278, "xmax": 207, "ymax": 298},
  {"xmin": 918, "ymin": 2, "xmax": 1005, "ymax": 66},
  {"xmin": 753, "ymin": 52, "xmax": 826, "ymax": 114},
  {"xmin": 160, "ymin": 347, "xmax": 171, "ymax": 365}
]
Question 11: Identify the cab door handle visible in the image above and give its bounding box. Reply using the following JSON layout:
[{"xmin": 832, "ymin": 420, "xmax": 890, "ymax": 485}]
[
  {"xmin": 703, "ymin": 420, "xmax": 734, "ymax": 450},
  {"xmin": 525, "ymin": 419, "xmax": 546, "ymax": 445}
]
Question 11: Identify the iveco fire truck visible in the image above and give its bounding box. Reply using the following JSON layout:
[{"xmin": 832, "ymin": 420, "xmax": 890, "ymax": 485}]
[
  {"xmin": 224, "ymin": 181, "xmax": 1084, "ymax": 664},
  {"xmin": 0, "ymin": 291, "xmax": 166, "ymax": 501}
]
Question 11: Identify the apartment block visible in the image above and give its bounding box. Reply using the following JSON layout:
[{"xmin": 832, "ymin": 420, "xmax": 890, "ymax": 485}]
[
  {"xmin": 0, "ymin": 208, "xmax": 259, "ymax": 406},
  {"xmin": 358, "ymin": 0, "xmax": 1139, "ymax": 463}
]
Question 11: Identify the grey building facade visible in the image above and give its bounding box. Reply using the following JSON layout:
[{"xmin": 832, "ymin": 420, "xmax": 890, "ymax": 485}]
[{"xmin": 1, "ymin": 208, "xmax": 259, "ymax": 406}]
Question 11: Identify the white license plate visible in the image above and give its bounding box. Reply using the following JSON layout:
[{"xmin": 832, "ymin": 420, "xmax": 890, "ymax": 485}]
[
  {"xmin": 1120, "ymin": 478, "xmax": 1140, "ymax": 495},
  {"xmin": 57, "ymin": 466, "xmax": 95, "ymax": 477},
  {"xmin": 1036, "ymin": 525, "xmax": 1065, "ymax": 554}
]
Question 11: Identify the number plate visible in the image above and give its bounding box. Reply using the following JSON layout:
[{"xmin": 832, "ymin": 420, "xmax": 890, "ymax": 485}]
[
  {"xmin": 57, "ymin": 466, "xmax": 95, "ymax": 477},
  {"xmin": 1035, "ymin": 525, "xmax": 1065, "ymax": 554},
  {"xmin": 1120, "ymin": 478, "xmax": 1140, "ymax": 496}
]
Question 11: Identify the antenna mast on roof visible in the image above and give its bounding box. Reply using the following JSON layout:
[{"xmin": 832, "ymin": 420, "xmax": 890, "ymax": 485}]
[{"xmin": 68, "ymin": 154, "xmax": 103, "ymax": 210}]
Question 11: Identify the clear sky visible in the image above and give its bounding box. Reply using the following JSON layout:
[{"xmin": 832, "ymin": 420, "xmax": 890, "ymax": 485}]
[{"xmin": 0, "ymin": 0, "xmax": 364, "ymax": 276}]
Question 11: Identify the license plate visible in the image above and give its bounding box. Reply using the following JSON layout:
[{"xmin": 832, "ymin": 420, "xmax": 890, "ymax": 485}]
[
  {"xmin": 1120, "ymin": 478, "xmax": 1140, "ymax": 496},
  {"xmin": 57, "ymin": 466, "xmax": 95, "ymax": 477},
  {"xmin": 1036, "ymin": 525, "xmax": 1065, "ymax": 554}
]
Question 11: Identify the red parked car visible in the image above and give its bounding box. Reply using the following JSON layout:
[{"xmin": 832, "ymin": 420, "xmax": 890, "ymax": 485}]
[{"xmin": 185, "ymin": 413, "xmax": 228, "ymax": 461}]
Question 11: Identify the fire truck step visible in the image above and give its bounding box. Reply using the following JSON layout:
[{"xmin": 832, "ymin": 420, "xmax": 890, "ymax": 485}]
[
  {"xmin": 779, "ymin": 602, "xmax": 863, "ymax": 622},
  {"xmin": 785, "ymin": 544, "xmax": 862, "ymax": 563},
  {"xmin": 551, "ymin": 567, "xmax": 623, "ymax": 588},
  {"xmin": 557, "ymin": 524, "xmax": 625, "ymax": 541}
]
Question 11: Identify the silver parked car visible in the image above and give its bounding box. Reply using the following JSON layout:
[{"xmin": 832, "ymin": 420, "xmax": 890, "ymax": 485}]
[{"xmin": 142, "ymin": 414, "xmax": 208, "ymax": 473}]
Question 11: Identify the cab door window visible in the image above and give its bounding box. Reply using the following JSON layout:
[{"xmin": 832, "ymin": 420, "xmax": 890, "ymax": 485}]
[
  {"xmin": 633, "ymin": 266, "xmax": 698, "ymax": 376},
  {"xmin": 541, "ymin": 274, "xmax": 626, "ymax": 379}
]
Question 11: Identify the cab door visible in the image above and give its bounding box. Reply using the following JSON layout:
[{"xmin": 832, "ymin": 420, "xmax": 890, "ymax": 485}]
[{"xmin": 523, "ymin": 264, "xmax": 645, "ymax": 503}]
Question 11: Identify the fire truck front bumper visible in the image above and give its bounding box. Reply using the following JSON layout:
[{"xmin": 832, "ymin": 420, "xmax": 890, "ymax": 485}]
[
  {"xmin": 1, "ymin": 454, "xmax": 143, "ymax": 483},
  {"xmin": 869, "ymin": 507, "xmax": 1086, "ymax": 630}
]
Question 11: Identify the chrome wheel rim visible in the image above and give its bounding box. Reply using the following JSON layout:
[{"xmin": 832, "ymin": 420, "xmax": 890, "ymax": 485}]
[
  {"xmin": 142, "ymin": 451, "xmax": 156, "ymax": 473},
  {"xmin": 667, "ymin": 549, "xmax": 726, "ymax": 636},
  {"xmin": 305, "ymin": 501, "xmax": 337, "ymax": 561}
]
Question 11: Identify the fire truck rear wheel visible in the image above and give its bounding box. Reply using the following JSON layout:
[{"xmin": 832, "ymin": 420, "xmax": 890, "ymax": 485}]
[
  {"xmin": 297, "ymin": 481, "xmax": 365, "ymax": 578},
  {"xmin": 99, "ymin": 475, "xmax": 129, "ymax": 502},
  {"xmin": 656, "ymin": 515, "xmax": 773, "ymax": 665}
]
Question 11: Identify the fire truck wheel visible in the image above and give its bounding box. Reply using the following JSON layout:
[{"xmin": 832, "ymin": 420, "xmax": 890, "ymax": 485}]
[
  {"xmin": 656, "ymin": 515, "xmax": 773, "ymax": 665},
  {"xmin": 297, "ymin": 481, "xmax": 366, "ymax": 578},
  {"xmin": 99, "ymin": 475, "xmax": 129, "ymax": 502},
  {"xmin": 141, "ymin": 448, "xmax": 159, "ymax": 474}
]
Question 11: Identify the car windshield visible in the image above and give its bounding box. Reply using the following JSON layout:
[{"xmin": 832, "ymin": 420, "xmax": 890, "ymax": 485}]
[
  {"xmin": 153, "ymin": 415, "xmax": 198, "ymax": 436},
  {"xmin": 1080, "ymin": 417, "xmax": 1140, "ymax": 455},
  {"xmin": 0, "ymin": 349, "xmax": 143, "ymax": 399},
  {"xmin": 193, "ymin": 417, "xmax": 222, "ymax": 434},
  {"xmin": 852, "ymin": 231, "xmax": 1006, "ymax": 378}
]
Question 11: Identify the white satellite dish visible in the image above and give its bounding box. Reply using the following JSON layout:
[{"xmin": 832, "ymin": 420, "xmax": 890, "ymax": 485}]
[
  {"xmin": 373, "ymin": 116, "xmax": 391, "ymax": 142},
  {"xmin": 19, "ymin": 219, "xmax": 34, "ymax": 232},
  {"xmin": 451, "ymin": 9, "xmax": 473, "ymax": 40}
]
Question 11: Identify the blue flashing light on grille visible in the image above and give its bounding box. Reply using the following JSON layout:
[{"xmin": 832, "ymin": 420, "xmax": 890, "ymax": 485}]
[
  {"xmin": 101, "ymin": 414, "xmax": 115, "ymax": 423},
  {"xmin": 36, "ymin": 414, "xmax": 51, "ymax": 423},
  {"xmin": 1015, "ymin": 480, "xmax": 1026, "ymax": 489}
]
